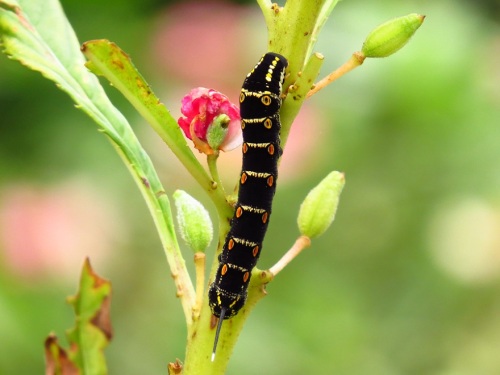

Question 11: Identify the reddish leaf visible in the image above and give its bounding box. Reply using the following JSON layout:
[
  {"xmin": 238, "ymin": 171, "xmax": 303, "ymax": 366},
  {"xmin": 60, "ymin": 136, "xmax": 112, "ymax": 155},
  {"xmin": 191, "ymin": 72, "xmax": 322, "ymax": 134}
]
[{"xmin": 44, "ymin": 333, "xmax": 79, "ymax": 375}]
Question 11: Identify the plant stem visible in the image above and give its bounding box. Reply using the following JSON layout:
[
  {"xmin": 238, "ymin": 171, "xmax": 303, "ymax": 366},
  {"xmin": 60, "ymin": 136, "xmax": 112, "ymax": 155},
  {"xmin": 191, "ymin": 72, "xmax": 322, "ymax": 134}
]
[
  {"xmin": 307, "ymin": 51, "xmax": 365, "ymax": 98},
  {"xmin": 269, "ymin": 235, "xmax": 311, "ymax": 276},
  {"xmin": 280, "ymin": 52, "xmax": 324, "ymax": 147},
  {"xmin": 207, "ymin": 153, "xmax": 226, "ymax": 198},
  {"xmin": 192, "ymin": 252, "xmax": 206, "ymax": 320}
]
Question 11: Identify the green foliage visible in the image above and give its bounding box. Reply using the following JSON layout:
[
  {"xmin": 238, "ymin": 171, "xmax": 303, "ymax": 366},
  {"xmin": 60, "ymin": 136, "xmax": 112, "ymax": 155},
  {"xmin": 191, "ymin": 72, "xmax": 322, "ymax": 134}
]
[
  {"xmin": 44, "ymin": 259, "xmax": 111, "ymax": 375},
  {"xmin": 65, "ymin": 260, "xmax": 112, "ymax": 374},
  {"xmin": 0, "ymin": 0, "xmax": 195, "ymax": 328},
  {"xmin": 81, "ymin": 40, "xmax": 219, "ymax": 200},
  {"xmin": 10, "ymin": 1, "xmax": 494, "ymax": 375}
]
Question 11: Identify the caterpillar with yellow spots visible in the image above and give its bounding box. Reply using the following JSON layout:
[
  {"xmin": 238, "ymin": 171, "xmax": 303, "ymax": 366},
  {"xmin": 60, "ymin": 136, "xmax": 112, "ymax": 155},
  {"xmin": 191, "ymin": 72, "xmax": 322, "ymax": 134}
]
[{"xmin": 208, "ymin": 52, "xmax": 288, "ymax": 360}]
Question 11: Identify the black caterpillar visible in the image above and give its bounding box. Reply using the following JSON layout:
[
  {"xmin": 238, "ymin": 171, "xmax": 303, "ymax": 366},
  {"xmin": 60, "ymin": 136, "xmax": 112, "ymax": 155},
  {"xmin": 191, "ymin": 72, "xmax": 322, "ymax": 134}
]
[{"xmin": 208, "ymin": 52, "xmax": 288, "ymax": 359}]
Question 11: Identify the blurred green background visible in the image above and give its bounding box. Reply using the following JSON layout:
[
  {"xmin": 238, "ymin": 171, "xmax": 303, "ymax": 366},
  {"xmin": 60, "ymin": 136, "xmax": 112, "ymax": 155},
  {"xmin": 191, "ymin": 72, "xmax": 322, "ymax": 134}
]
[{"xmin": 1, "ymin": 0, "xmax": 500, "ymax": 374}]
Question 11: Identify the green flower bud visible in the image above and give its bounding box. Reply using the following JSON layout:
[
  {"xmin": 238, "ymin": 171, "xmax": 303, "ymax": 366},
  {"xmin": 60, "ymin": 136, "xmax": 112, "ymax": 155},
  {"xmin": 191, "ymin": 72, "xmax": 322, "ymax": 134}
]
[
  {"xmin": 206, "ymin": 114, "xmax": 230, "ymax": 151},
  {"xmin": 173, "ymin": 190, "xmax": 213, "ymax": 252},
  {"xmin": 362, "ymin": 13, "xmax": 425, "ymax": 58},
  {"xmin": 297, "ymin": 171, "xmax": 345, "ymax": 239}
]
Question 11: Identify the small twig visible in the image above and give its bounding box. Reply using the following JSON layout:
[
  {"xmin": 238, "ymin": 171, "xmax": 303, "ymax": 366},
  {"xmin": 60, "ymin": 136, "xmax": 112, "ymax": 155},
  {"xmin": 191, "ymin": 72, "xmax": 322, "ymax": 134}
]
[
  {"xmin": 306, "ymin": 51, "xmax": 365, "ymax": 98},
  {"xmin": 207, "ymin": 153, "xmax": 226, "ymax": 196},
  {"xmin": 269, "ymin": 235, "xmax": 311, "ymax": 276},
  {"xmin": 192, "ymin": 252, "xmax": 206, "ymax": 320}
]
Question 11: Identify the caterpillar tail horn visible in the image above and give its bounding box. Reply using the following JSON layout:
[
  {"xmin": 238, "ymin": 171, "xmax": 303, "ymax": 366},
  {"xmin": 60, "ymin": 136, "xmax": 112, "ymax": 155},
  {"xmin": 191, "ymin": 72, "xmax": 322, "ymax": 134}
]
[{"xmin": 211, "ymin": 307, "xmax": 227, "ymax": 362}]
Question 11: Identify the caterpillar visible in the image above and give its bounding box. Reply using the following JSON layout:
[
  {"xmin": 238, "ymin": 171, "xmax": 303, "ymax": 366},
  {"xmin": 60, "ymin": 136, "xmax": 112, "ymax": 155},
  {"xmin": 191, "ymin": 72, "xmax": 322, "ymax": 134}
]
[{"xmin": 208, "ymin": 52, "xmax": 288, "ymax": 360}]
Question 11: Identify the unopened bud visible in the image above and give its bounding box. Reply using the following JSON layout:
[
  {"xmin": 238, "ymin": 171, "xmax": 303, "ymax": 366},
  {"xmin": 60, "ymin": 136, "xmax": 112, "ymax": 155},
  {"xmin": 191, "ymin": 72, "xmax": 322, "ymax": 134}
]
[
  {"xmin": 362, "ymin": 13, "xmax": 425, "ymax": 58},
  {"xmin": 297, "ymin": 171, "xmax": 345, "ymax": 239},
  {"xmin": 207, "ymin": 114, "xmax": 230, "ymax": 151},
  {"xmin": 173, "ymin": 190, "xmax": 213, "ymax": 252}
]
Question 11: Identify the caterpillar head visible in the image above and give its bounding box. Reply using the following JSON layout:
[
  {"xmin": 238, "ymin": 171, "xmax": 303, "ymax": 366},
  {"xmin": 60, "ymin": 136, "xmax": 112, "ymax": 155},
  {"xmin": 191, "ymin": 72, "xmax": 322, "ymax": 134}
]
[
  {"xmin": 208, "ymin": 283, "xmax": 247, "ymax": 318},
  {"xmin": 208, "ymin": 283, "xmax": 247, "ymax": 361}
]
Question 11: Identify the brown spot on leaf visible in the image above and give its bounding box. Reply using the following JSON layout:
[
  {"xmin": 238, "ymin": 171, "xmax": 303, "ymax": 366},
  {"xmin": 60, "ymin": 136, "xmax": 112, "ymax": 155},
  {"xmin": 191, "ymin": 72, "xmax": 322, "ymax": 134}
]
[
  {"xmin": 112, "ymin": 59, "xmax": 124, "ymax": 70},
  {"xmin": 44, "ymin": 334, "xmax": 79, "ymax": 375},
  {"xmin": 82, "ymin": 258, "xmax": 113, "ymax": 339}
]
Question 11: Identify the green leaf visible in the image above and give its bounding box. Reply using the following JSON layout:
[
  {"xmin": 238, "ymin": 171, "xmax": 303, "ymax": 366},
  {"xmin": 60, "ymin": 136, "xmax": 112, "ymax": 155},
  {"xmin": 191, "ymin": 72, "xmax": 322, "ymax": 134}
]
[
  {"xmin": 65, "ymin": 259, "xmax": 112, "ymax": 375},
  {"xmin": 81, "ymin": 39, "xmax": 211, "ymax": 190},
  {"xmin": 43, "ymin": 260, "xmax": 111, "ymax": 375},
  {"xmin": 0, "ymin": 0, "xmax": 195, "ymax": 320},
  {"xmin": 44, "ymin": 334, "xmax": 79, "ymax": 375}
]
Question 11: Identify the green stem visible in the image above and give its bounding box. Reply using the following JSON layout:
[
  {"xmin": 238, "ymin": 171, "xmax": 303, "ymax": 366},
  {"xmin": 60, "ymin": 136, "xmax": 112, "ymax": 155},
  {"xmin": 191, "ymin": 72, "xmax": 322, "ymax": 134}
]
[
  {"xmin": 306, "ymin": 52, "xmax": 365, "ymax": 99},
  {"xmin": 280, "ymin": 52, "xmax": 324, "ymax": 148},
  {"xmin": 183, "ymin": 269, "xmax": 273, "ymax": 375},
  {"xmin": 256, "ymin": 0, "xmax": 273, "ymax": 26},
  {"xmin": 207, "ymin": 153, "xmax": 226, "ymax": 198},
  {"xmin": 183, "ymin": 0, "xmax": 344, "ymax": 372}
]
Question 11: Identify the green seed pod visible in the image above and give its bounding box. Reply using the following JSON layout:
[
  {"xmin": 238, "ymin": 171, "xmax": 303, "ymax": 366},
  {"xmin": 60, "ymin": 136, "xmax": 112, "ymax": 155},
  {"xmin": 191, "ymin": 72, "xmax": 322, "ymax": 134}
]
[
  {"xmin": 207, "ymin": 114, "xmax": 230, "ymax": 151},
  {"xmin": 298, "ymin": 171, "xmax": 345, "ymax": 239},
  {"xmin": 362, "ymin": 13, "xmax": 425, "ymax": 58},
  {"xmin": 173, "ymin": 190, "xmax": 213, "ymax": 252}
]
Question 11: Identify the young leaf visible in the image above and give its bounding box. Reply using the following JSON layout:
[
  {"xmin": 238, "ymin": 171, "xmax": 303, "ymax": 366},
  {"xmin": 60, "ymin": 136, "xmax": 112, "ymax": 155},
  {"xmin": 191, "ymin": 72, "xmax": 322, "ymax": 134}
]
[
  {"xmin": 43, "ymin": 259, "xmax": 111, "ymax": 375},
  {"xmin": 65, "ymin": 258, "xmax": 112, "ymax": 374},
  {"xmin": 44, "ymin": 334, "xmax": 79, "ymax": 375}
]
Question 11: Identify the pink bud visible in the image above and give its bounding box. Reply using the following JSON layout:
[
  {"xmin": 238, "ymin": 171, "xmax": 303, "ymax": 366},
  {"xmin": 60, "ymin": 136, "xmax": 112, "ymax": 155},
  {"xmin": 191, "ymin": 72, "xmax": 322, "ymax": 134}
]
[{"xmin": 178, "ymin": 87, "xmax": 242, "ymax": 154}]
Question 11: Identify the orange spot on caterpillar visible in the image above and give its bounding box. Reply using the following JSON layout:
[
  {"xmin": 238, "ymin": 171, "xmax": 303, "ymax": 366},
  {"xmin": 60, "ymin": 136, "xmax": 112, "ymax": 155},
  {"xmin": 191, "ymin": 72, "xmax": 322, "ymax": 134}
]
[
  {"xmin": 264, "ymin": 118, "xmax": 272, "ymax": 129},
  {"xmin": 221, "ymin": 264, "xmax": 228, "ymax": 275},
  {"xmin": 243, "ymin": 272, "xmax": 250, "ymax": 283},
  {"xmin": 236, "ymin": 206, "xmax": 243, "ymax": 218},
  {"xmin": 228, "ymin": 238, "xmax": 235, "ymax": 250},
  {"xmin": 262, "ymin": 212, "xmax": 268, "ymax": 224},
  {"xmin": 242, "ymin": 143, "xmax": 248, "ymax": 153},
  {"xmin": 268, "ymin": 144, "xmax": 275, "ymax": 155},
  {"xmin": 240, "ymin": 172, "xmax": 248, "ymax": 184},
  {"xmin": 267, "ymin": 176, "xmax": 274, "ymax": 187},
  {"xmin": 252, "ymin": 246, "xmax": 259, "ymax": 257}
]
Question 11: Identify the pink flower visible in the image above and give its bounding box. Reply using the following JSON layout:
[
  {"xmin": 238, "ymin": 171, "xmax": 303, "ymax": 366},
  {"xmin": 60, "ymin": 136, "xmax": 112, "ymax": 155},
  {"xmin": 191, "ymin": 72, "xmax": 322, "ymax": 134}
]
[{"xmin": 178, "ymin": 87, "xmax": 242, "ymax": 154}]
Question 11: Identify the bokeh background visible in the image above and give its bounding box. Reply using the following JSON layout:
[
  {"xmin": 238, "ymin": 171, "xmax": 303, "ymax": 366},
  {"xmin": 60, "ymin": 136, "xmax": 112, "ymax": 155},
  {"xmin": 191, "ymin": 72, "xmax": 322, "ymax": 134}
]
[{"xmin": 1, "ymin": 0, "xmax": 500, "ymax": 374}]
